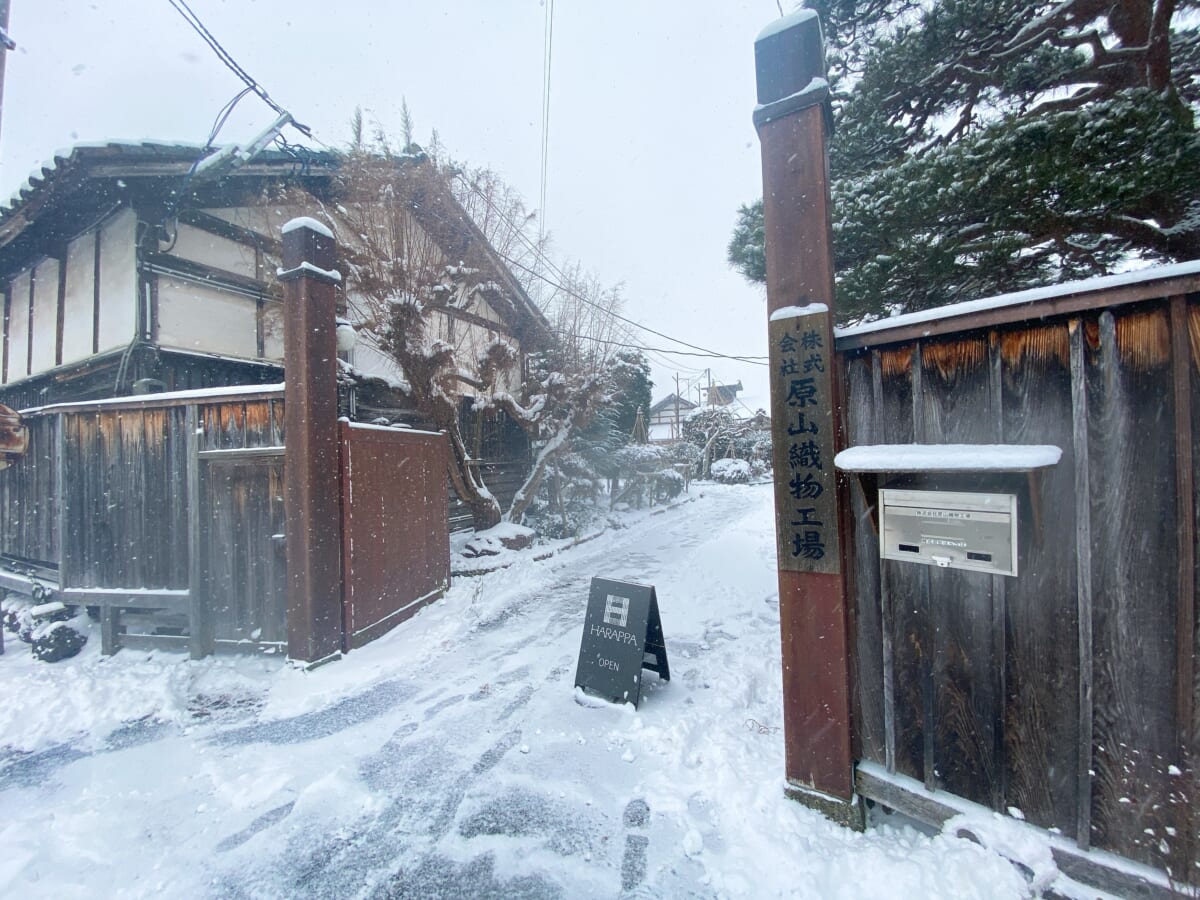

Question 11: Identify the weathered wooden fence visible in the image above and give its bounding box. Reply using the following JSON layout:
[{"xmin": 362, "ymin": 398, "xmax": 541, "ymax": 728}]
[
  {"xmin": 0, "ymin": 386, "xmax": 450, "ymax": 658},
  {"xmin": 837, "ymin": 268, "xmax": 1199, "ymax": 891}
]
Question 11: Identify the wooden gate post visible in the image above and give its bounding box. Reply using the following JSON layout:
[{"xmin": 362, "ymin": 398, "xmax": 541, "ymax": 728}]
[
  {"xmin": 753, "ymin": 11, "xmax": 861, "ymax": 827},
  {"xmin": 280, "ymin": 218, "xmax": 344, "ymax": 665}
]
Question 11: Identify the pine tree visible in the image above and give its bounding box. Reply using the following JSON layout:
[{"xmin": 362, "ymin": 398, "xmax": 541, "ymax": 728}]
[{"xmin": 730, "ymin": 0, "xmax": 1200, "ymax": 321}]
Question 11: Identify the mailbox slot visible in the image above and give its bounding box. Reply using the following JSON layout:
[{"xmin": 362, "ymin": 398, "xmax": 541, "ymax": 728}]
[{"xmin": 880, "ymin": 489, "xmax": 1018, "ymax": 576}]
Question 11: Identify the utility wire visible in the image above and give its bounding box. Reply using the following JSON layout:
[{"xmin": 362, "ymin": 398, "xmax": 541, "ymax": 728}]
[
  {"xmin": 167, "ymin": 0, "xmax": 311, "ymax": 137},
  {"xmin": 538, "ymin": 0, "xmax": 555, "ymax": 246},
  {"xmin": 166, "ymin": 4, "xmax": 764, "ymax": 371},
  {"xmin": 453, "ymin": 172, "xmax": 769, "ymax": 366}
]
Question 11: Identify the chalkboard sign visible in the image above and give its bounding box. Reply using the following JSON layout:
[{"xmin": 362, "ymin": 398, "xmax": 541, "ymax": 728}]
[{"xmin": 574, "ymin": 577, "xmax": 670, "ymax": 708}]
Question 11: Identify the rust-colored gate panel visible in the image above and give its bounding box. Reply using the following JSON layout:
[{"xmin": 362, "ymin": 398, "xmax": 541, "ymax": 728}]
[{"xmin": 339, "ymin": 422, "xmax": 450, "ymax": 651}]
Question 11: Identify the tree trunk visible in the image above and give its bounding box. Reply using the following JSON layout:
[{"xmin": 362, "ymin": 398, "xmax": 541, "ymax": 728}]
[{"xmin": 443, "ymin": 410, "xmax": 502, "ymax": 531}]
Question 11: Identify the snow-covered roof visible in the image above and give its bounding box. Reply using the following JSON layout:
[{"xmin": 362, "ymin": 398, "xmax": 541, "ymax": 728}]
[
  {"xmin": 835, "ymin": 260, "xmax": 1200, "ymax": 346},
  {"xmin": 835, "ymin": 443, "xmax": 1062, "ymax": 473}
]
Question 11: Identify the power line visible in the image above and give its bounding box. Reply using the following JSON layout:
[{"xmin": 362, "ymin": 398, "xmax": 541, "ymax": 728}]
[
  {"xmin": 166, "ymin": 5, "xmax": 764, "ymax": 371},
  {"xmin": 502, "ymin": 253, "xmax": 769, "ymax": 366},
  {"xmin": 167, "ymin": 0, "xmax": 311, "ymax": 137},
  {"xmin": 552, "ymin": 330, "xmax": 767, "ymax": 363},
  {"xmin": 452, "ymin": 172, "xmax": 769, "ymax": 366},
  {"xmin": 538, "ymin": 0, "xmax": 555, "ymax": 246}
]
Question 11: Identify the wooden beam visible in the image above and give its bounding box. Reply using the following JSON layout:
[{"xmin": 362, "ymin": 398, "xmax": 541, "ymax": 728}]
[
  {"xmin": 92, "ymin": 226, "xmax": 101, "ymax": 354},
  {"xmin": 835, "ymin": 273, "xmax": 1200, "ymax": 352},
  {"xmin": 2, "ymin": 282, "xmax": 9, "ymax": 382},
  {"xmin": 177, "ymin": 208, "xmax": 282, "ymax": 255},
  {"xmin": 1069, "ymin": 318, "xmax": 1095, "ymax": 849},
  {"xmin": 186, "ymin": 404, "xmax": 211, "ymax": 659},
  {"xmin": 281, "ymin": 220, "xmax": 344, "ymax": 665},
  {"xmin": 25, "ymin": 265, "xmax": 33, "ymax": 376},
  {"xmin": 55, "ymin": 247, "xmax": 67, "ymax": 366},
  {"xmin": 1168, "ymin": 295, "xmax": 1196, "ymax": 875},
  {"xmin": 755, "ymin": 12, "xmax": 858, "ymax": 815},
  {"xmin": 856, "ymin": 763, "xmax": 1180, "ymax": 900}
]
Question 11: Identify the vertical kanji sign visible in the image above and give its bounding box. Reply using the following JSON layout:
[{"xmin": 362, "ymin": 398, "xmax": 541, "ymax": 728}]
[{"xmin": 768, "ymin": 304, "xmax": 840, "ymax": 575}]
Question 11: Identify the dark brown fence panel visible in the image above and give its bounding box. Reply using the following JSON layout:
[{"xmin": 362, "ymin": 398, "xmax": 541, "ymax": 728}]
[
  {"xmin": 0, "ymin": 413, "xmax": 57, "ymax": 565},
  {"xmin": 880, "ymin": 350, "xmax": 924, "ymax": 783},
  {"xmin": 61, "ymin": 406, "xmax": 190, "ymax": 590},
  {"xmin": 1191, "ymin": 299, "xmax": 1200, "ymax": 878},
  {"xmin": 1000, "ymin": 323, "xmax": 1081, "ymax": 837},
  {"xmin": 340, "ymin": 423, "xmax": 450, "ymax": 650},
  {"xmin": 846, "ymin": 351, "xmax": 885, "ymax": 766},
  {"xmin": 1086, "ymin": 306, "xmax": 1186, "ymax": 874},
  {"xmin": 202, "ymin": 456, "xmax": 287, "ymax": 647},
  {"xmin": 921, "ymin": 342, "xmax": 1001, "ymax": 808}
]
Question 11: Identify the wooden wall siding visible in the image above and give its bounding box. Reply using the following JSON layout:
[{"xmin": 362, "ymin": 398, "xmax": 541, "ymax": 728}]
[
  {"xmin": 1192, "ymin": 298, "xmax": 1200, "ymax": 880},
  {"xmin": 202, "ymin": 457, "xmax": 287, "ymax": 646},
  {"xmin": 196, "ymin": 397, "xmax": 285, "ymax": 451},
  {"xmin": 61, "ymin": 406, "xmax": 190, "ymax": 590},
  {"xmin": 0, "ymin": 413, "xmax": 58, "ymax": 564},
  {"xmin": 1001, "ymin": 332, "xmax": 1080, "ymax": 837},
  {"xmin": 921, "ymin": 346, "xmax": 1000, "ymax": 808},
  {"xmin": 846, "ymin": 352, "xmax": 885, "ymax": 766},
  {"xmin": 845, "ymin": 296, "xmax": 1199, "ymax": 883},
  {"xmin": 340, "ymin": 424, "xmax": 449, "ymax": 649},
  {"xmin": 1086, "ymin": 307, "xmax": 1185, "ymax": 874}
]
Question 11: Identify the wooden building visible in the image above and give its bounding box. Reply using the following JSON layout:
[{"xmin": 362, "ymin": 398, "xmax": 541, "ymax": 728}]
[
  {"xmin": 0, "ymin": 141, "xmax": 548, "ymax": 522},
  {"xmin": 0, "ymin": 144, "xmax": 549, "ymax": 657}
]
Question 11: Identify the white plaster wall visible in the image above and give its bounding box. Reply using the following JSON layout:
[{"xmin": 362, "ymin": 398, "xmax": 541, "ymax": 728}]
[
  {"xmin": 61, "ymin": 232, "xmax": 96, "ymax": 365},
  {"xmin": 97, "ymin": 209, "xmax": 137, "ymax": 353},
  {"xmin": 157, "ymin": 277, "xmax": 258, "ymax": 359},
  {"xmin": 168, "ymin": 223, "xmax": 257, "ymax": 279},
  {"xmin": 5, "ymin": 270, "xmax": 30, "ymax": 382},
  {"xmin": 28, "ymin": 259, "xmax": 59, "ymax": 375}
]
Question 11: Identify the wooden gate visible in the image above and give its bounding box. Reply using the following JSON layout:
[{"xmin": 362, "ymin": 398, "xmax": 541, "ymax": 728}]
[
  {"xmin": 201, "ymin": 452, "xmax": 287, "ymax": 650},
  {"xmin": 339, "ymin": 421, "xmax": 449, "ymax": 651}
]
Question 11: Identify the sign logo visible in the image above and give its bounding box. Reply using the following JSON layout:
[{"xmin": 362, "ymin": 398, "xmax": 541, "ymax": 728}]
[{"xmin": 603, "ymin": 594, "xmax": 630, "ymax": 628}]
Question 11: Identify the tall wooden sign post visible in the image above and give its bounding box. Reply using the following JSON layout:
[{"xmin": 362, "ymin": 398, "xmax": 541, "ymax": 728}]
[
  {"xmin": 754, "ymin": 11, "xmax": 861, "ymax": 828},
  {"xmin": 281, "ymin": 218, "xmax": 344, "ymax": 666}
]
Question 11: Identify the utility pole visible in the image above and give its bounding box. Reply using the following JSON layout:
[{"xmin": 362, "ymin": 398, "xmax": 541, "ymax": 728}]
[
  {"xmin": 674, "ymin": 373, "xmax": 681, "ymax": 441},
  {"xmin": 0, "ymin": 1, "xmax": 16, "ymax": 149}
]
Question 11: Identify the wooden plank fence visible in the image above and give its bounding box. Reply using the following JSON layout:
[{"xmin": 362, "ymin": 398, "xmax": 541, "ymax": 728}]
[{"xmin": 839, "ymin": 280, "xmax": 1199, "ymax": 890}]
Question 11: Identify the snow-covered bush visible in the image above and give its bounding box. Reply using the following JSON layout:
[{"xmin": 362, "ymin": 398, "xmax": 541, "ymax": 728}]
[
  {"xmin": 32, "ymin": 616, "xmax": 88, "ymax": 663},
  {"xmin": 711, "ymin": 458, "xmax": 752, "ymax": 484}
]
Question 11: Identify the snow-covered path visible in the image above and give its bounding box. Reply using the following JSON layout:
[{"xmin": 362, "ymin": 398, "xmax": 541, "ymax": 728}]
[{"xmin": 1, "ymin": 484, "xmax": 1037, "ymax": 899}]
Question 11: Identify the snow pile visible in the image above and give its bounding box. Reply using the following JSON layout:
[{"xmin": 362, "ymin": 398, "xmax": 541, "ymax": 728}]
[
  {"xmin": 710, "ymin": 458, "xmax": 752, "ymax": 483},
  {"xmin": 0, "ymin": 485, "xmax": 1091, "ymax": 898},
  {"xmin": 461, "ymin": 522, "xmax": 536, "ymax": 558}
]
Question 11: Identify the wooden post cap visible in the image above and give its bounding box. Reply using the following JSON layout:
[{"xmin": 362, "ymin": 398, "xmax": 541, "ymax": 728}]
[
  {"xmin": 280, "ymin": 217, "xmax": 338, "ymax": 284},
  {"xmin": 753, "ymin": 11, "xmax": 831, "ymax": 128}
]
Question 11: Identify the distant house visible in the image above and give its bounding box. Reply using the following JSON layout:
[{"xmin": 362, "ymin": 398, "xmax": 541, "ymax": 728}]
[
  {"xmin": 648, "ymin": 392, "xmax": 698, "ymax": 442},
  {"xmin": 0, "ymin": 141, "xmax": 549, "ymax": 521},
  {"xmin": 704, "ymin": 380, "xmax": 743, "ymax": 407}
]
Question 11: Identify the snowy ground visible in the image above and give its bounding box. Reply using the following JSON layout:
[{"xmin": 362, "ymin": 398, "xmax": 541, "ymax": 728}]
[{"xmin": 1, "ymin": 484, "xmax": 1078, "ymax": 898}]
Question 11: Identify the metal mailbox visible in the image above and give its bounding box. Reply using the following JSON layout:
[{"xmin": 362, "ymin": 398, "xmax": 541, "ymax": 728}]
[{"xmin": 879, "ymin": 489, "xmax": 1019, "ymax": 576}]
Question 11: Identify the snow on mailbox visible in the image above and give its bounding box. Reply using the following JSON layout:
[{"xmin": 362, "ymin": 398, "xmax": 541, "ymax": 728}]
[{"xmin": 834, "ymin": 443, "xmax": 1062, "ymax": 578}]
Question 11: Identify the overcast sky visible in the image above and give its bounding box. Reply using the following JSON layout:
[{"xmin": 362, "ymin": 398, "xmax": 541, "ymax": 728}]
[{"xmin": 1, "ymin": 0, "xmax": 786, "ymax": 409}]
